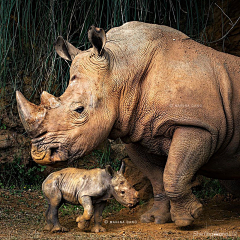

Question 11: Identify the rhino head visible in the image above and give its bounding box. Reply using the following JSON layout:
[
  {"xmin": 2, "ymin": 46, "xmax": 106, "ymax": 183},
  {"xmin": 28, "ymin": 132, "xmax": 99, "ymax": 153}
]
[
  {"xmin": 16, "ymin": 26, "xmax": 122, "ymax": 167},
  {"xmin": 107, "ymin": 161, "xmax": 139, "ymax": 207}
]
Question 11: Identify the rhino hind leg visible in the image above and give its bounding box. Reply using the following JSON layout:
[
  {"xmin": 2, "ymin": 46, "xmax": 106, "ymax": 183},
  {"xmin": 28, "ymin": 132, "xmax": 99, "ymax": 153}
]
[
  {"xmin": 125, "ymin": 143, "xmax": 171, "ymax": 224},
  {"xmin": 43, "ymin": 183, "xmax": 68, "ymax": 232},
  {"xmin": 164, "ymin": 127, "xmax": 212, "ymax": 227}
]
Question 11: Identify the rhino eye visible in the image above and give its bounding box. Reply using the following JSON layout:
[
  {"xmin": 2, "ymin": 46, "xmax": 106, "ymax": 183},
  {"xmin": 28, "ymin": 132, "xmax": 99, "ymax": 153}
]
[
  {"xmin": 71, "ymin": 75, "xmax": 77, "ymax": 81},
  {"xmin": 74, "ymin": 106, "xmax": 84, "ymax": 114}
]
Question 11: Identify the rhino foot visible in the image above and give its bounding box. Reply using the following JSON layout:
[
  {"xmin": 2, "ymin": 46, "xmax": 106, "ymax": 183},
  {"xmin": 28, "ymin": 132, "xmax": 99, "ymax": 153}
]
[
  {"xmin": 77, "ymin": 220, "xmax": 90, "ymax": 230},
  {"xmin": 50, "ymin": 225, "xmax": 69, "ymax": 233},
  {"xmin": 91, "ymin": 225, "xmax": 106, "ymax": 233},
  {"xmin": 43, "ymin": 224, "xmax": 53, "ymax": 232},
  {"xmin": 140, "ymin": 205, "xmax": 172, "ymax": 224},
  {"xmin": 170, "ymin": 197, "xmax": 203, "ymax": 227}
]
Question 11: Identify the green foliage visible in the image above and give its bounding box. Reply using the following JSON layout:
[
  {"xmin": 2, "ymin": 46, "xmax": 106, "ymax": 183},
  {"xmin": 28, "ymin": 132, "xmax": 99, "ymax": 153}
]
[
  {"xmin": 193, "ymin": 177, "xmax": 227, "ymax": 200},
  {"xmin": 59, "ymin": 203, "xmax": 84, "ymax": 217},
  {"xmin": 0, "ymin": 123, "xmax": 7, "ymax": 130},
  {"xmin": 102, "ymin": 199, "xmax": 125, "ymax": 218},
  {"xmin": 86, "ymin": 146, "xmax": 122, "ymax": 171},
  {"xmin": 0, "ymin": 156, "xmax": 46, "ymax": 189}
]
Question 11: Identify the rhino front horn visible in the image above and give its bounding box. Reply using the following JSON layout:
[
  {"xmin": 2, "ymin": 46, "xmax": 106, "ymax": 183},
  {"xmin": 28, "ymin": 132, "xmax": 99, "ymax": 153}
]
[{"xmin": 16, "ymin": 91, "xmax": 47, "ymax": 137}]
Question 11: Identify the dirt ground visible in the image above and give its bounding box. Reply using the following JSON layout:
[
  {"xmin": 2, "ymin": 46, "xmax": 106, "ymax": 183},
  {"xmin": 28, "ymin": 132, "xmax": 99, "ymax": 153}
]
[{"xmin": 0, "ymin": 190, "xmax": 240, "ymax": 240}]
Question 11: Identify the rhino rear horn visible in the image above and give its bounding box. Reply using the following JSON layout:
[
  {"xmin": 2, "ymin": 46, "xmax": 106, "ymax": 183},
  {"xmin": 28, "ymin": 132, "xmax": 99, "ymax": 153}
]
[
  {"xmin": 54, "ymin": 36, "xmax": 81, "ymax": 61},
  {"xmin": 16, "ymin": 91, "xmax": 47, "ymax": 137},
  {"xmin": 40, "ymin": 91, "xmax": 60, "ymax": 109},
  {"xmin": 88, "ymin": 26, "xmax": 106, "ymax": 56},
  {"xmin": 118, "ymin": 161, "xmax": 125, "ymax": 175}
]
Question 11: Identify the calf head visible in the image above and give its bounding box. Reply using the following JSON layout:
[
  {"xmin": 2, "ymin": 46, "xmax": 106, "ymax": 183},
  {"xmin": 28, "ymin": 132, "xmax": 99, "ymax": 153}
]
[
  {"xmin": 106, "ymin": 161, "xmax": 139, "ymax": 207},
  {"xmin": 16, "ymin": 27, "xmax": 119, "ymax": 167}
]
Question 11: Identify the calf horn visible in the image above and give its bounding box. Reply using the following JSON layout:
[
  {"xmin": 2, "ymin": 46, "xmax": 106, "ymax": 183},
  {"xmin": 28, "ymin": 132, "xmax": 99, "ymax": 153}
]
[
  {"xmin": 119, "ymin": 160, "xmax": 126, "ymax": 174},
  {"xmin": 16, "ymin": 91, "xmax": 47, "ymax": 137}
]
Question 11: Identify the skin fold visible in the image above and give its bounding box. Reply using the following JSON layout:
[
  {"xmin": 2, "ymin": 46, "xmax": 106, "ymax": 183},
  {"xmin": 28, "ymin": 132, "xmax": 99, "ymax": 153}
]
[{"xmin": 16, "ymin": 21, "xmax": 240, "ymax": 227}]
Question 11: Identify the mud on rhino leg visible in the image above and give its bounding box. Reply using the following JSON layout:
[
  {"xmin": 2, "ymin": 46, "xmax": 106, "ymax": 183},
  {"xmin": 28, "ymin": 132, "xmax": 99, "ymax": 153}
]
[
  {"xmin": 126, "ymin": 143, "xmax": 171, "ymax": 224},
  {"xmin": 91, "ymin": 201, "xmax": 107, "ymax": 233},
  {"xmin": 76, "ymin": 196, "xmax": 93, "ymax": 230},
  {"xmin": 43, "ymin": 189, "xmax": 68, "ymax": 232},
  {"xmin": 164, "ymin": 127, "xmax": 212, "ymax": 227}
]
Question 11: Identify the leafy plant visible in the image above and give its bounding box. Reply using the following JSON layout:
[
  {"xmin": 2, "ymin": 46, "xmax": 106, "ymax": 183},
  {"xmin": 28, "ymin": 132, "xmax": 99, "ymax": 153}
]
[
  {"xmin": 59, "ymin": 204, "xmax": 83, "ymax": 217},
  {"xmin": 0, "ymin": 156, "xmax": 46, "ymax": 189},
  {"xmin": 193, "ymin": 177, "xmax": 227, "ymax": 200},
  {"xmin": 102, "ymin": 199, "xmax": 125, "ymax": 218}
]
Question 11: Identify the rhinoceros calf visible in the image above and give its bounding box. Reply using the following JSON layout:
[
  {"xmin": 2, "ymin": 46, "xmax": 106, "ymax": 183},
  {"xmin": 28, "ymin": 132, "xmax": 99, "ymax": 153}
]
[
  {"xmin": 16, "ymin": 21, "xmax": 240, "ymax": 227},
  {"xmin": 42, "ymin": 161, "xmax": 139, "ymax": 233}
]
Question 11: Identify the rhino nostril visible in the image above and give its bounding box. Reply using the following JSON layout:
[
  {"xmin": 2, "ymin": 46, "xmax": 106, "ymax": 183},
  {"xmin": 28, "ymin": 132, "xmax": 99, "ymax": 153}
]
[{"xmin": 50, "ymin": 147, "xmax": 59, "ymax": 156}]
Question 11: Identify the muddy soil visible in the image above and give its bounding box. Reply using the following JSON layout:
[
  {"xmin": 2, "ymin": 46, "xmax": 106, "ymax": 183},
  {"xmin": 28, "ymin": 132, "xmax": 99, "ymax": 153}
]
[{"xmin": 0, "ymin": 189, "xmax": 240, "ymax": 240}]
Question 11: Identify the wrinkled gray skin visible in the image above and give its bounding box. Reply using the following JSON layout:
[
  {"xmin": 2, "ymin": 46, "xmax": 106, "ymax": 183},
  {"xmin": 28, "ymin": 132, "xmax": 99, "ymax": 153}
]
[
  {"xmin": 42, "ymin": 162, "xmax": 139, "ymax": 233},
  {"xmin": 16, "ymin": 22, "xmax": 240, "ymax": 227}
]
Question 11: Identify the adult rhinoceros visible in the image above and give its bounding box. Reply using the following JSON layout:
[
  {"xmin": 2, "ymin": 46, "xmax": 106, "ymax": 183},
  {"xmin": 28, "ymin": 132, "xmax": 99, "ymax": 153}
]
[{"xmin": 16, "ymin": 21, "xmax": 240, "ymax": 227}]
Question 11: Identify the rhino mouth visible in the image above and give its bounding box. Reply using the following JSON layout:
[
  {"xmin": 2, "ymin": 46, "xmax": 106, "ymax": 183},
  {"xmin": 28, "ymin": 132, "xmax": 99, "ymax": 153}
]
[
  {"xmin": 31, "ymin": 144, "xmax": 68, "ymax": 167},
  {"xmin": 31, "ymin": 134, "xmax": 69, "ymax": 167}
]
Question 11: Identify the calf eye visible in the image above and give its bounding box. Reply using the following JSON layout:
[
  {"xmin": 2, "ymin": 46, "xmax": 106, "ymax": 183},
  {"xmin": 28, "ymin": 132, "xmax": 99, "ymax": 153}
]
[
  {"xmin": 121, "ymin": 191, "xmax": 125, "ymax": 194},
  {"xmin": 74, "ymin": 106, "xmax": 84, "ymax": 114}
]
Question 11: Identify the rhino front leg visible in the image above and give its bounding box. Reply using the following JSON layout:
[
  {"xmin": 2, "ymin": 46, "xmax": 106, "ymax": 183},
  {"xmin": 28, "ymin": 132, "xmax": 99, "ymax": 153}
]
[
  {"xmin": 91, "ymin": 201, "xmax": 107, "ymax": 233},
  {"xmin": 164, "ymin": 127, "xmax": 212, "ymax": 227},
  {"xmin": 126, "ymin": 143, "xmax": 171, "ymax": 224},
  {"xmin": 76, "ymin": 196, "xmax": 93, "ymax": 230}
]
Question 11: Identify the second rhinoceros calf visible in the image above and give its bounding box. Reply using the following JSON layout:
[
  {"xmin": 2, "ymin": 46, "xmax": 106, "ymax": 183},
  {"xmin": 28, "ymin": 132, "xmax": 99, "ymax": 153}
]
[{"xmin": 42, "ymin": 161, "xmax": 139, "ymax": 233}]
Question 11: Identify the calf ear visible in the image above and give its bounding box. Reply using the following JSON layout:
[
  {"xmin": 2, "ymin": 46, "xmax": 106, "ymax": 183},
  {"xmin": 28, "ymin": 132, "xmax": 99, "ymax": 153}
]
[
  {"xmin": 88, "ymin": 26, "xmax": 106, "ymax": 56},
  {"xmin": 106, "ymin": 165, "xmax": 115, "ymax": 177},
  {"xmin": 54, "ymin": 36, "xmax": 80, "ymax": 61},
  {"xmin": 118, "ymin": 160, "xmax": 125, "ymax": 175}
]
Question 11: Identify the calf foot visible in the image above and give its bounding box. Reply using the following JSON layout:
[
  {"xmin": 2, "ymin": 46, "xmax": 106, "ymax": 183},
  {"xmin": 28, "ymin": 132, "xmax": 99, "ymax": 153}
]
[
  {"xmin": 77, "ymin": 220, "xmax": 90, "ymax": 230},
  {"xmin": 91, "ymin": 225, "xmax": 106, "ymax": 233},
  {"xmin": 170, "ymin": 194, "xmax": 203, "ymax": 227},
  {"xmin": 141, "ymin": 196, "xmax": 171, "ymax": 224},
  {"xmin": 43, "ymin": 223, "xmax": 53, "ymax": 232},
  {"xmin": 51, "ymin": 225, "xmax": 69, "ymax": 233}
]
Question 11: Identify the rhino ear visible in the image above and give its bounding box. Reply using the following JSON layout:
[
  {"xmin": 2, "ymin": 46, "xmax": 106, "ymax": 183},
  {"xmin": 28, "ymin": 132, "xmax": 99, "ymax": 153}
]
[
  {"xmin": 106, "ymin": 165, "xmax": 115, "ymax": 177},
  {"xmin": 54, "ymin": 36, "xmax": 80, "ymax": 61},
  {"xmin": 88, "ymin": 26, "xmax": 106, "ymax": 56}
]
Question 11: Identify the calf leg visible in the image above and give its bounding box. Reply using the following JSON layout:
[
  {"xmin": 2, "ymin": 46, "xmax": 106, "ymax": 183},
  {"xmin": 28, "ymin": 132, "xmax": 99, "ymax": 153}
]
[
  {"xmin": 43, "ymin": 189, "xmax": 68, "ymax": 232},
  {"xmin": 43, "ymin": 204, "xmax": 53, "ymax": 231},
  {"xmin": 164, "ymin": 127, "xmax": 212, "ymax": 227},
  {"xmin": 126, "ymin": 143, "xmax": 171, "ymax": 224},
  {"xmin": 76, "ymin": 196, "xmax": 93, "ymax": 230},
  {"xmin": 91, "ymin": 201, "xmax": 107, "ymax": 233}
]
